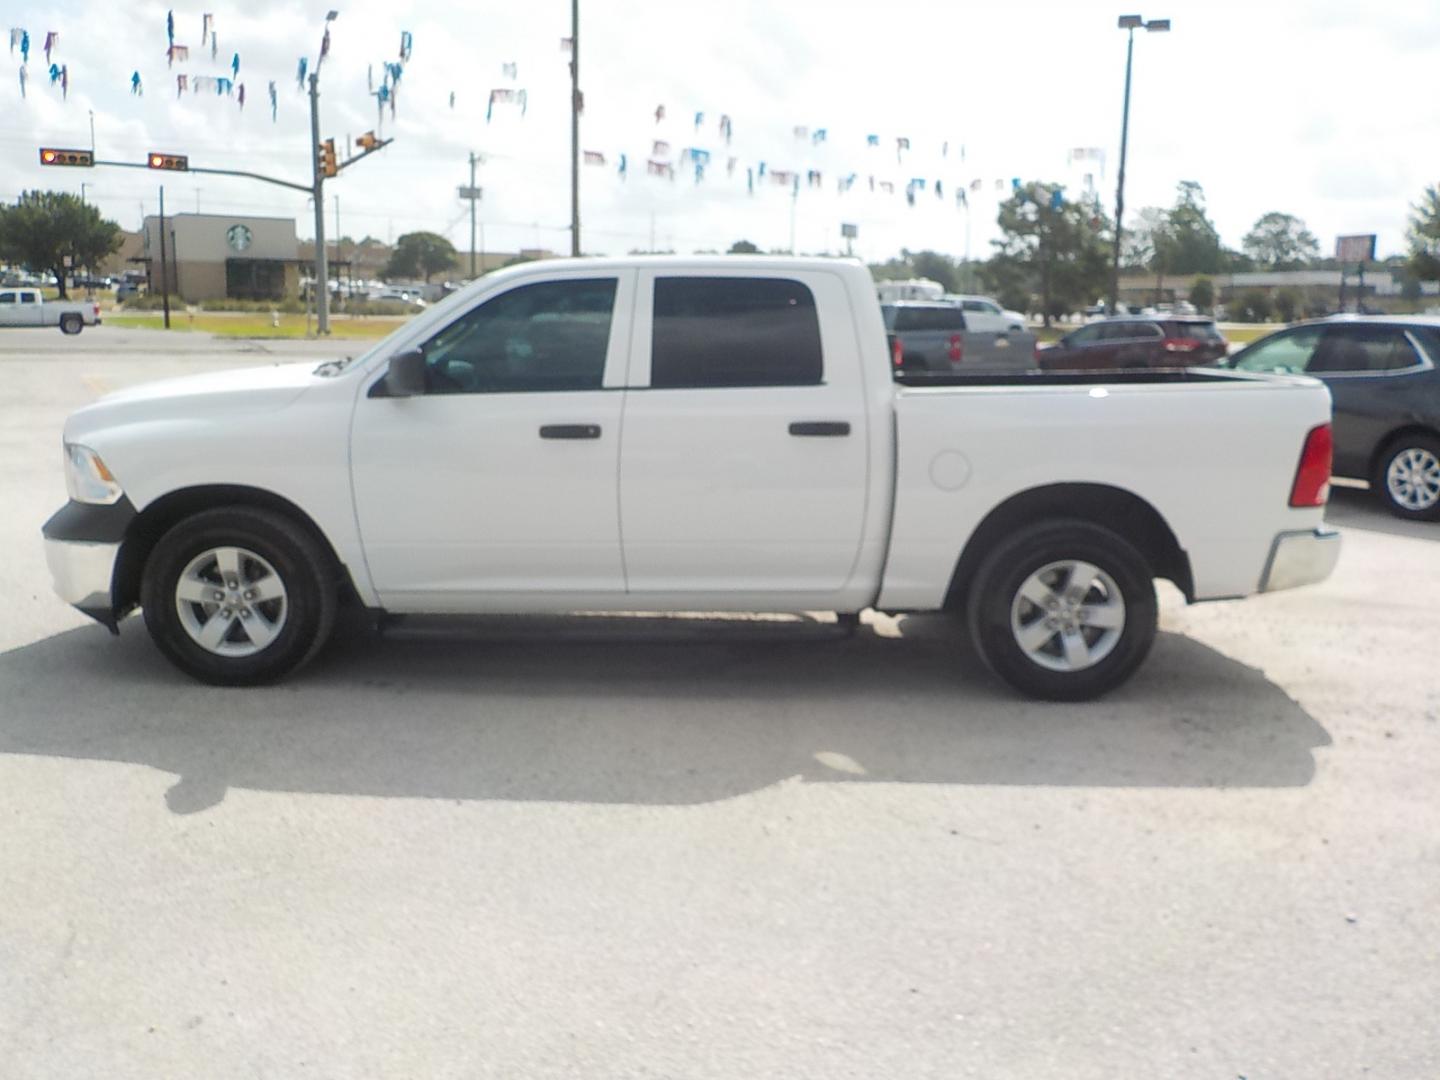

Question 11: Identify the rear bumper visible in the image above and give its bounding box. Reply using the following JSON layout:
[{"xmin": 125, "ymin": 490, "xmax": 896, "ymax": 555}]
[{"xmin": 1259, "ymin": 527, "xmax": 1341, "ymax": 592}]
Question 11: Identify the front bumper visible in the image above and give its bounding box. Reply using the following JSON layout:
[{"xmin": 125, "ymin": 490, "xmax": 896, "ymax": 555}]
[
  {"xmin": 41, "ymin": 497, "xmax": 137, "ymax": 632},
  {"xmin": 1259, "ymin": 527, "xmax": 1341, "ymax": 592}
]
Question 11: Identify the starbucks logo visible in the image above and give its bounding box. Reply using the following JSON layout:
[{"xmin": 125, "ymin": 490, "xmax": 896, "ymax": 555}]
[{"xmin": 226, "ymin": 224, "xmax": 253, "ymax": 252}]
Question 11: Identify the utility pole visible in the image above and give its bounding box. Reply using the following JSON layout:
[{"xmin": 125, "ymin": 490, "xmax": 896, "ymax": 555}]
[
  {"xmin": 569, "ymin": 0, "xmax": 580, "ymax": 256},
  {"xmin": 789, "ymin": 183, "xmax": 798, "ymax": 254},
  {"xmin": 468, "ymin": 151, "xmax": 481, "ymax": 277},
  {"xmin": 309, "ymin": 72, "xmax": 329, "ymax": 334},
  {"xmin": 1110, "ymin": 15, "xmax": 1171, "ymax": 315},
  {"xmin": 157, "ymin": 185, "xmax": 171, "ymax": 329}
]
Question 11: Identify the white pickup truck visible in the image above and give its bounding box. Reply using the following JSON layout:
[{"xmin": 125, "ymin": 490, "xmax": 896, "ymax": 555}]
[
  {"xmin": 42, "ymin": 257, "xmax": 1340, "ymax": 699},
  {"xmin": 0, "ymin": 287, "xmax": 101, "ymax": 334}
]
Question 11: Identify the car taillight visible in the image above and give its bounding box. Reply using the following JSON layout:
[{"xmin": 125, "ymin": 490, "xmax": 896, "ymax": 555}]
[
  {"xmin": 1162, "ymin": 337, "xmax": 1203, "ymax": 352},
  {"xmin": 1290, "ymin": 423, "xmax": 1332, "ymax": 507},
  {"xmin": 892, "ymin": 336, "xmax": 904, "ymax": 368},
  {"xmin": 948, "ymin": 333, "xmax": 963, "ymax": 362}
]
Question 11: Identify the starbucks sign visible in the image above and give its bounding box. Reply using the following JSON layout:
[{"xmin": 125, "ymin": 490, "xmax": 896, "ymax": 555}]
[{"xmin": 226, "ymin": 223, "xmax": 253, "ymax": 252}]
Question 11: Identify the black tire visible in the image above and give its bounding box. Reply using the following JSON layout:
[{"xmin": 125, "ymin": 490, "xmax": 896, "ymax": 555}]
[
  {"xmin": 140, "ymin": 506, "xmax": 338, "ymax": 685},
  {"xmin": 965, "ymin": 519, "xmax": 1158, "ymax": 701},
  {"xmin": 59, "ymin": 313, "xmax": 83, "ymax": 335},
  {"xmin": 1373, "ymin": 435, "xmax": 1440, "ymax": 522}
]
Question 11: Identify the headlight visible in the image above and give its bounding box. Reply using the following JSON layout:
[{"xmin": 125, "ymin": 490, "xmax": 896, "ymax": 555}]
[{"xmin": 64, "ymin": 443, "xmax": 123, "ymax": 505}]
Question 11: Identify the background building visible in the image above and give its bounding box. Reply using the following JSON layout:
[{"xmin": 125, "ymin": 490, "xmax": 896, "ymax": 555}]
[{"xmin": 141, "ymin": 214, "xmax": 299, "ymax": 303}]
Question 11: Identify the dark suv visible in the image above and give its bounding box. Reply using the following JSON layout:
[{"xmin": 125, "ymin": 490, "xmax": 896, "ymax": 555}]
[
  {"xmin": 1038, "ymin": 316, "xmax": 1229, "ymax": 371},
  {"xmin": 1225, "ymin": 316, "xmax": 1440, "ymax": 521}
]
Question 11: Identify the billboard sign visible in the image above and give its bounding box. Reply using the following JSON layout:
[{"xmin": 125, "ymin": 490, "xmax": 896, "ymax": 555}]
[{"xmin": 1336, "ymin": 234, "xmax": 1376, "ymax": 264}]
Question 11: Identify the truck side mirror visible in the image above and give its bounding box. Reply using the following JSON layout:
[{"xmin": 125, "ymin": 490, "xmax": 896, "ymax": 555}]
[{"xmin": 384, "ymin": 349, "xmax": 427, "ymax": 397}]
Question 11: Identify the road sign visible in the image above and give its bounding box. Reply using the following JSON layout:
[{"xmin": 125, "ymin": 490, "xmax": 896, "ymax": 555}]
[
  {"xmin": 457, "ymin": 185, "xmax": 483, "ymax": 200},
  {"xmin": 1336, "ymin": 234, "xmax": 1376, "ymax": 263},
  {"xmin": 840, "ymin": 223, "xmax": 858, "ymax": 239}
]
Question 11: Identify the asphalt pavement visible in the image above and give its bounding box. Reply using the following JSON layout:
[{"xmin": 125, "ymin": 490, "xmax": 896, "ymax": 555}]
[{"xmin": 1, "ymin": 326, "xmax": 1436, "ymax": 1079}]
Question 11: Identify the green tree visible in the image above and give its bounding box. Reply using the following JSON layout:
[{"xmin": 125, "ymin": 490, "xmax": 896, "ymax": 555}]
[
  {"xmin": 1123, "ymin": 206, "xmax": 1178, "ymax": 304},
  {"xmin": 868, "ymin": 249, "xmax": 962, "ymax": 293},
  {"xmin": 1242, "ymin": 212, "xmax": 1320, "ymax": 269},
  {"xmin": 1165, "ymin": 181, "xmax": 1225, "ymax": 274},
  {"xmin": 0, "ymin": 191, "xmax": 121, "ymax": 299},
  {"xmin": 1229, "ymin": 288, "xmax": 1272, "ymax": 323},
  {"xmin": 727, "ymin": 239, "xmax": 760, "ymax": 254},
  {"xmin": 1273, "ymin": 286, "xmax": 1303, "ymax": 323},
  {"xmin": 985, "ymin": 182, "xmax": 1110, "ymax": 326},
  {"xmin": 1406, "ymin": 184, "xmax": 1440, "ymax": 283},
  {"xmin": 383, "ymin": 231, "xmax": 458, "ymax": 283},
  {"xmin": 1189, "ymin": 276, "xmax": 1215, "ymax": 312}
]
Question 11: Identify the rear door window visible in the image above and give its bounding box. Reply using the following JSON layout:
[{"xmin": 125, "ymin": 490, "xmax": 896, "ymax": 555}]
[
  {"xmin": 652, "ymin": 276, "xmax": 823, "ymax": 388},
  {"xmin": 1306, "ymin": 325, "xmax": 1422, "ymax": 374}
]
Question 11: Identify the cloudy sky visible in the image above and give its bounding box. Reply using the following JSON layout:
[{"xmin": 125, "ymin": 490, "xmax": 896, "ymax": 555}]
[{"xmin": 5, "ymin": 0, "xmax": 1438, "ymax": 265}]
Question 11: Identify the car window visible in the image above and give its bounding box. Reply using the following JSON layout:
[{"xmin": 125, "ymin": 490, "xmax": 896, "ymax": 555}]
[
  {"xmin": 0, "ymin": 292, "xmax": 14, "ymax": 304},
  {"xmin": 1229, "ymin": 326, "xmax": 1324, "ymax": 374},
  {"xmin": 923, "ymin": 307, "xmax": 964, "ymax": 332},
  {"xmin": 1409, "ymin": 326, "xmax": 1440, "ymax": 365},
  {"xmin": 1065, "ymin": 324, "xmax": 1103, "ymax": 346},
  {"xmin": 880, "ymin": 305, "xmax": 898, "ymax": 331},
  {"xmin": 19, "ymin": 291, "xmax": 37, "ymax": 304},
  {"xmin": 1103, "ymin": 322, "xmax": 1161, "ymax": 341},
  {"xmin": 420, "ymin": 277, "xmax": 617, "ymax": 394},
  {"xmin": 979, "ymin": 301, "xmax": 1001, "ymax": 314},
  {"xmin": 1166, "ymin": 320, "xmax": 1222, "ymax": 341},
  {"xmin": 1307, "ymin": 325, "xmax": 1421, "ymax": 374},
  {"xmin": 652, "ymin": 276, "xmax": 822, "ymax": 388}
]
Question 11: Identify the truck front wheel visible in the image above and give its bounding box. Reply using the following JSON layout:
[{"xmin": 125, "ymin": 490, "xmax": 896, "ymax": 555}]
[
  {"xmin": 966, "ymin": 519, "xmax": 1157, "ymax": 701},
  {"xmin": 140, "ymin": 506, "xmax": 338, "ymax": 685},
  {"xmin": 60, "ymin": 313, "xmax": 83, "ymax": 335}
]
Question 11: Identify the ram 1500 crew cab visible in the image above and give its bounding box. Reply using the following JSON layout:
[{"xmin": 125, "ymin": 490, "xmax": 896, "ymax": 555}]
[
  {"xmin": 42, "ymin": 257, "xmax": 1340, "ymax": 699},
  {"xmin": 0, "ymin": 288, "xmax": 100, "ymax": 334}
]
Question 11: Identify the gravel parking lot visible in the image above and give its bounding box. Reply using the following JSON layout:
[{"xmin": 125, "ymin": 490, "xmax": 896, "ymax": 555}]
[{"xmin": 2, "ymin": 327, "xmax": 1437, "ymax": 1078}]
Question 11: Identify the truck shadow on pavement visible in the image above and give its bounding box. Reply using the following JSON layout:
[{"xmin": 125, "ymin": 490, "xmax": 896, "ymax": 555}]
[{"xmin": 0, "ymin": 613, "xmax": 1330, "ymax": 814}]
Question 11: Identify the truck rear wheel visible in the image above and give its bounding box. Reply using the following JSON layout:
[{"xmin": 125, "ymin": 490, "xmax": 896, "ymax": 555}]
[
  {"xmin": 140, "ymin": 506, "xmax": 337, "ymax": 685},
  {"xmin": 60, "ymin": 313, "xmax": 83, "ymax": 335},
  {"xmin": 966, "ymin": 519, "xmax": 1157, "ymax": 701}
]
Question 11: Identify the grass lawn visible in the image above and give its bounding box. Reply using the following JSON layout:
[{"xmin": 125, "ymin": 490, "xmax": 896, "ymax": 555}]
[{"xmin": 107, "ymin": 312, "xmax": 408, "ymax": 340}]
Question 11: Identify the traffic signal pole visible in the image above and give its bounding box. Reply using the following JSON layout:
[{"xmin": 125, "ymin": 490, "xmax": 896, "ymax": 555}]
[{"xmin": 309, "ymin": 73, "xmax": 329, "ymax": 335}]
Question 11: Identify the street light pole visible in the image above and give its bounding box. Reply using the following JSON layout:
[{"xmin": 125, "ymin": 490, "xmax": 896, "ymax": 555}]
[
  {"xmin": 569, "ymin": 0, "xmax": 581, "ymax": 256},
  {"xmin": 1110, "ymin": 15, "xmax": 1169, "ymax": 316},
  {"xmin": 309, "ymin": 72, "xmax": 329, "ymax": 335}
]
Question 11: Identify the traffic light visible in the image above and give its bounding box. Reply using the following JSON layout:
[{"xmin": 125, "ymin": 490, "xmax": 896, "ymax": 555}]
[
  {"xmin": 318, "ymin": 138, "xmax": 338, "ymax": 178},
  {"xmin": 147, "ymin": 152, "xmax": 189, "ymax": 171},
  {"xmin": 39, "ymin": 147, "xmax": 93, "ymax": 167},
  {"xmin": 355, "ymin": 131, "xmax": 379, "ymax": 151}
]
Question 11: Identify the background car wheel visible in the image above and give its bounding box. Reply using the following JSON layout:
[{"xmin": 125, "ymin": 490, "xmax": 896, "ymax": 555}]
[
  {"xmin": 140, "ymin": 506, "xmax": 338, "ymax": 685},
  {"xmin": 1375, "ymin": 435, "xmax": 1440, "ymax": 522},
  {"xmin": 60, "ymin": 313, "xmax": 82, "ymax": 335},
  {"xmin": 965, "ymin": 519, "xmax": 1158, "ymax": 701}
]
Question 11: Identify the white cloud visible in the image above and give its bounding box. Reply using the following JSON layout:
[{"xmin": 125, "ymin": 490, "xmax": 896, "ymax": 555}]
[{"xmin": 3, "ymin": 0, "xmax": 1437, "ymax": 262}]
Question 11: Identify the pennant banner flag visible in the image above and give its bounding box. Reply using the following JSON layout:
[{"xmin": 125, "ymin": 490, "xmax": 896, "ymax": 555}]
[
  {"xmin": 268, "ymin": 79, "xmax": 276, "ymax": 120},
  {"xmin": 583, "ymin": 150, "xmax": 605, "ymax": 165},
  {"xmin": 486, "ymin": 87, "xmax": 526, "ymax": 122},
  {"xmin": 652, "ymin": 139, "xmax": 669, "ymax": 156},
  {"xmin": 399, "ymin": 30, "xmax": 412, "ymax": 61},
  {"xmin": 167, "ymin": 44, "xmax": 188, "ymax": 66},
  {"xmin": 131, "ymin": 70, "xmax": 142, "ymax": 95},
  {"xmin": 201, "ymin": 13, "xmax": 213, "ymax": 45},
  {"xmin": 296, "ymin": 56, "xmax": 306, "ymax": 88},
  {"xmin": 502, "ymin": 61, "xmax": 516, "ymax": 79}
]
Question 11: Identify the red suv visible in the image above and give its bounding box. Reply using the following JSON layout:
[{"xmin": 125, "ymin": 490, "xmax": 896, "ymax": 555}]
[{"xmin": 1038, "ymin": 317, "xmax": 1229, "ymax": 370}]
